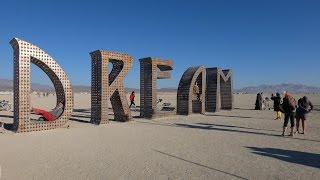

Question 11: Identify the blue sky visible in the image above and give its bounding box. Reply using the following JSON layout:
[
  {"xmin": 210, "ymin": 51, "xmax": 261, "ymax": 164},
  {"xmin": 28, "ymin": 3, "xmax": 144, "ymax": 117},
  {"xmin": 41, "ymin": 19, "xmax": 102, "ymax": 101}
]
[{"xmin": 0, "ymin": 0, "xmax": 319, "ymax": 89}]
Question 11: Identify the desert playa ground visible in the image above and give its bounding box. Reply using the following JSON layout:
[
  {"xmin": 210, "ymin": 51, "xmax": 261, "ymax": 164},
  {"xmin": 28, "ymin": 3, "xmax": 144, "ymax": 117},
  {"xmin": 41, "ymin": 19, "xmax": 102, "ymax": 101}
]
[{"xmin": 0, "ymin": 93, "xmax": 320, "ymax": 180}]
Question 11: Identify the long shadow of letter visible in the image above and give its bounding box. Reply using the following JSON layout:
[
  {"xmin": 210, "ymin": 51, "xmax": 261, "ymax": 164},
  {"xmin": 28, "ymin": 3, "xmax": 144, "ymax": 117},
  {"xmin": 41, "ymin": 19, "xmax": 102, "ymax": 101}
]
[
  {"xmin": 153, "ymin": 149, "xmax": 248, "ymax": 180},
  {"xmin": 247, "ymin": 147, "xmax": 320, "ymax": 169}
]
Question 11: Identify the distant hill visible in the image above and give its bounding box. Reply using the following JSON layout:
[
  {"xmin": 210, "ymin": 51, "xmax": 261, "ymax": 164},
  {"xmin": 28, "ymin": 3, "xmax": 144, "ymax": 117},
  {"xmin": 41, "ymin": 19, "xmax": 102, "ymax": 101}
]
[
  {"xmin": 237, "ymin": 84, "xmax": 320, "ymax": 94},
  {"xmin": 0, "ymin": 79, "xmax": 53, "ymax": 92},
  {"xmin": 0, "ymin": 79, "xmax": 176, "ymax": 93},
  {"xmin": 3, "ymin": 79, "xmax": 317, "ymax": 94}
]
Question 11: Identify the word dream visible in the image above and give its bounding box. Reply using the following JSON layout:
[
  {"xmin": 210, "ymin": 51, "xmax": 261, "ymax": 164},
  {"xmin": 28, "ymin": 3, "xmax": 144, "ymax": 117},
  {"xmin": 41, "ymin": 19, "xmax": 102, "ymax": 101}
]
[{"xmin": 9, "ymin": 38, "xmax": 233, "ymax": 133}]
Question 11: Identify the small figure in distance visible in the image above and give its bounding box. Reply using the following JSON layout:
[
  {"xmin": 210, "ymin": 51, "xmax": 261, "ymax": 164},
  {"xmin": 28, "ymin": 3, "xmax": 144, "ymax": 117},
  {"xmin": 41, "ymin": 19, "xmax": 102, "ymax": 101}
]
[
  {"xmin": 129, "ymin": 91, "xmax": 136, "ymax": 111},
  {"xmin": 255, "ymin": 93, "xmax": 261, "ymax": 110},
  {"xmin": 271, "ymin": 92, "xmax": 282, "ymax": 120},
  {"xmin": 255, "ymin": 92, "xmax": 263, "ymax": 110},
  {"xmin": 295, "ymin": 96, "xmax": 314, "ymax": 134},
  {"xmin": 0, "ymin": 121, "xmax": 4, "ymax": 133},
  {"xmin": 31, "ymin": 101, "xmax": 64, "ymax": 121},
  {"xmin": 264, "ymin": 97, "xmax": 271, "ymax": 110},
  {"xmin": 193, "ymin": 82, "xmax": 200, "ymax": 100},
  {"xmin": 260, "ymin": 92, "xmax": 265, "ymax": 110}
]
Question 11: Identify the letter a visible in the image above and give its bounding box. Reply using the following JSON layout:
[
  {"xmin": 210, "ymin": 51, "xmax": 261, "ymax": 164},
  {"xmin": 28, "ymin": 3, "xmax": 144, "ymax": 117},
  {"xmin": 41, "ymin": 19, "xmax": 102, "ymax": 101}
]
[{"xmin": 177, "ymin": 66, "xmax": 206, "ymax": 115}]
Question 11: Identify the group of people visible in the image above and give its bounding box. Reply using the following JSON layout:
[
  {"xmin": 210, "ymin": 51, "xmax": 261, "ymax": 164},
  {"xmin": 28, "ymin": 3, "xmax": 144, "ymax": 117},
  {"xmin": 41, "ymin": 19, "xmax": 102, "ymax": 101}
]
[
  {"xmin": 37, "ymin": 92, "xmax": 53, "ymax": 98},
  {"xmin": 255, "ymin": 92, "xmax": 271, "ymax": 110},
  {"xmin": 270, "ymin": 91, "xmax": 314, "ymax": 137},
  {"xmin": 32, "ymin": 89, "xmax": 315, "ymax": 137}
]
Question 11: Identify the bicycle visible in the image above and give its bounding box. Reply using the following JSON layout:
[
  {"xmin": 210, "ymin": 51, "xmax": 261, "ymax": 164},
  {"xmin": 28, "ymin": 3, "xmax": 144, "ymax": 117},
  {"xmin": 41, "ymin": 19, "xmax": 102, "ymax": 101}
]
[
  {"xmin": 0, "ymin": 100, "xmax": 11, "ymax": 111},
  {"xmin": 157, "ymin": 98, "xmax": 175, "ymax": 111}
]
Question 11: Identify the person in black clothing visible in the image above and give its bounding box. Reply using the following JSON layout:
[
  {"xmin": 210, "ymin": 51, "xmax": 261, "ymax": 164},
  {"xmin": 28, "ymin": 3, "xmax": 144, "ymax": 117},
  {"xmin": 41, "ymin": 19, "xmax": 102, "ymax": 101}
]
[
  {"xmin": 271, "ymin": 92, "xmax": 282, "ymax": 120},
  {"xmin": 255, "ymin": 93, "xmax": 263, "ymax": 110},
  {"xmin": 295, "ymin": 96, "xmax": 314, "ymax": 134}
]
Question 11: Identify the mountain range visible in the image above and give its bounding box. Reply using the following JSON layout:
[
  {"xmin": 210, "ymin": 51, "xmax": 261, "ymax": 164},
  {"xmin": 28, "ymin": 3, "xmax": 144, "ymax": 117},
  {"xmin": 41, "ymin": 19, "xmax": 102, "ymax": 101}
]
[
  {"xmin": 0, "ymin": 79, "xmax": 319, "ymax": 93},
  {"xmin": 236, "ymin": 84, "xmax": 320, "ymax": 94},
  {"xmin": 0, "ymin": 79, "xmax": 176, "ymax": 93}
]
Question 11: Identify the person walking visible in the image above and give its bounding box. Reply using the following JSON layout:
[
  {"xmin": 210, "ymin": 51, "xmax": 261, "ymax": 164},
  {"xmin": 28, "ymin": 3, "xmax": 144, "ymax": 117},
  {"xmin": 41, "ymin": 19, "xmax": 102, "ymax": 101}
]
[
  {"xmin": 281, "ymin": 91, "xmax": 297, "ymax": 137},
  {"xmin": 295, "ymin": 96, "xmax": 314, "ymax": 134},
  {"xmin": 129, "ymin": 91, "xmax": 136, "ymax": 111},
  {"xmin": 271, "ymin": 92, "xmax": 282, "ymax": 120}
]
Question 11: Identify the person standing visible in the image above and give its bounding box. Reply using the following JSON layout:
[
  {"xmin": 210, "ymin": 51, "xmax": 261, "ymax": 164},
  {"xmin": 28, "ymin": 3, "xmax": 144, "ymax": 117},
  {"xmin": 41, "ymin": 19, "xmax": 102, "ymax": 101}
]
[
  {"xmin": 255, "ymin": 93, "xmax": 263, "ymax": 110},
  {"xmin": 281, "ymin": 91, "xmax": 297, "ymax": 137},
  {"xmin": 295, "ymin": 96, "xmax": 314, "ymax": 134},
  {"xmin": 129, "ymin": 91, "xmax": 136, "ymax": 110},
  {"xmin": 193, "ymin": 82, "xmax": 200, "ymax": 100},
  {"xmin": 260, "ymin": 92, "xmax": 265, "ymax": 110},
  {"xmin": 271, "ymin": 93, "xmax": 282, "ymax": 120},
  {"xmin": 255, "ymin": 93, "xmax": 261, "ymax": 110}
]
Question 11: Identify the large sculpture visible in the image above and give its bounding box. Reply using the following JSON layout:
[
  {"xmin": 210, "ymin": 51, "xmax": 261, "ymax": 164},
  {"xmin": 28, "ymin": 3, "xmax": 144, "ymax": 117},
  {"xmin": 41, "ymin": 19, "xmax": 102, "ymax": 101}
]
[
  {"xmin": 206, "ymin": 67, "xmax": 233, "ymax": 112},
  {"xmin": 140, "ymin": 58, "xmax": 173, "ymax": 118},
  {"xmin": 220, "ymin": 69, "xmax": 233, "ymax": 110},
  {"xmin": 90, "ymin": 50, "xmax": 133, "ymax": 124},
  {"xmin": 10, "ymin": 38, "xmax": 74, "ymax": 133},
  {"xmin": 177, "ymin": 66, "xmax": 206, "ymax": 115}
]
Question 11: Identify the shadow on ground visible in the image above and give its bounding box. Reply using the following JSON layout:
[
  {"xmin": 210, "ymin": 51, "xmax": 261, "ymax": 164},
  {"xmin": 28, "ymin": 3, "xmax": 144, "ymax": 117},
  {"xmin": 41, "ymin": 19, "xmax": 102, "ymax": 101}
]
[
  {"xmin": 173, "ymin": 123, "xmax": 320, "ymax": 143},
  {"xmin": 247, "ymin": 147, "xmax": 320, "ymax": 169},
  {"xmin": 153, "ymin": 149, "xmax": 248, "ymax": 180},
  {"xmin": 204, "ymin": 113, "xmax": 269, "ymax": 120},
  {"xmin": 196, "ymin": 123, "xmax": 280, "ymax": 133},
  {"xmin": 73, "ymin": 109, "xmax": 91, "ymax": 113},
  {"xmin": 234, "ymin": 108, "xmax": 255, "ymax": 111},
  {"xmin": 0, "ymin": 114, "xmax": 14, "ymax": 118},
  {"xmin": 175, "ymin": 123, "xmax": 281, "ymax": 137},
  {"xmin": 69, "ymin": 118, "xmax": 91, "ymax": 124}
]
